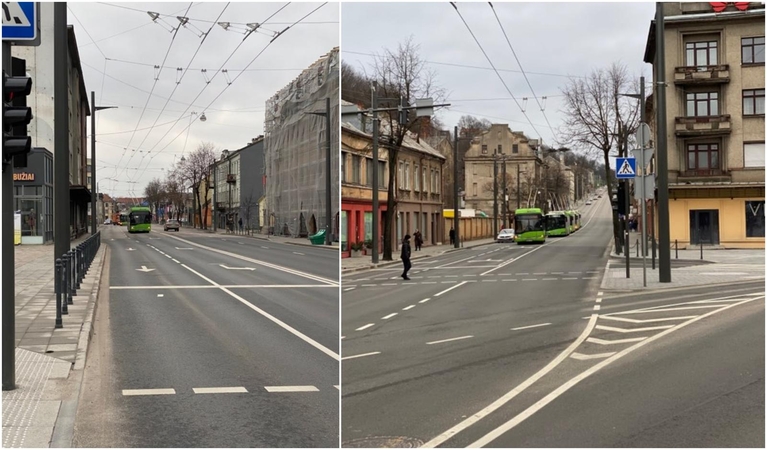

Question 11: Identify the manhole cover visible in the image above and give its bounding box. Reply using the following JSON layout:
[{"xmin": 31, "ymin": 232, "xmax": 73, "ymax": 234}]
[{"xmin": 343, "ymin": 436, "xmax": 423, "ymax": 448}]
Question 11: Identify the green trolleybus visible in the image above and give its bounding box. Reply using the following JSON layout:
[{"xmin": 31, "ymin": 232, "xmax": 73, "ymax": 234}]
[
  {"xmin": 545, "ymin": 211, "xmax": 570, "ymax": 237},
  {"xmin": 514, "ymin": 208, "xmax": 546, "ymax": 244},
  {"xmin": 127, "ymin": 206, "xmax": 152, "ymax": 233}
]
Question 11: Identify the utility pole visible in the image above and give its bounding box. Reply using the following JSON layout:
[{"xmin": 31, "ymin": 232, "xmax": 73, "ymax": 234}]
[
  {"xmin": 324, "ymin": 97, "xmax": 332, "ymax": 245},
  {"xmin": 212, "ymin": 163, "xmax": 217, "ymax": 232},
  {"xmin": 2, "ymin": 41, "xmax": 14, "ymax": 391},
  {"xmin": 371, "ymin": 82, "xmax": 380, "ymax": 263},
  {"xmin": 656, "ymin": 2, "xmax": 671, "ymax": 282},
  {"xmin": 53, "ymin": 2, "xmax": 69, "ymax": 290},
  {"xmin": 91, "ymin": 91, "xmax": 117, "ymax": 235},
  {"xmin": 501, "ymin": 157, "xmax": 507, "ymax": 228},
  {"xmin": 516, "ymin": 164, "xmax": 521, "ymax": 209},
  {"xmin": 492, "ymin": 151, "xmax": 498, "ymax": 236},
  {"xmin": 453, "ymin": 126, "xmax": 460, "ymax": 249}
]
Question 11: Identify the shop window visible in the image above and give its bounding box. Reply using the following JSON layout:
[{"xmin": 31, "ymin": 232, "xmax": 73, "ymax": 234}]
[{"xmin": 745, "ymin": 201, "xmax": 765, "ymax": 238}]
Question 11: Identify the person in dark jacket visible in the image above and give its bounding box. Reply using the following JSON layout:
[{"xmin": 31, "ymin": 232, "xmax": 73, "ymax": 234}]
[
  {"xmin": 401, "ymin": 234, "xmax": 412, "ymax": 280},
  {"xmin": 413, "ymin": 230, "xmax": 423, "ymax": 251},
  {"xmin": 449, "ymin": 227, "xmax": 455, "ymax": 245}
]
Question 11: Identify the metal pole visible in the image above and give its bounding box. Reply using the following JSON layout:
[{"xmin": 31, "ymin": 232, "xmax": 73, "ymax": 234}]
[
  {"xmin": 516, "ymin": 164, "xmax": 521, "ymax": 209},
  {"xmin": 325, "ymin": 97, "xmax": 332, "ymax": 245},
  {"xmin": 212, "ymin": 164, "xmax": 217, "ymax": 232},
  {"xmin": 54, "ymin": 2, "xmax": 70, "ymax": 279},
  {"xmin": 453, "ymin": 126, "xmax": 460, "ymax": 249},
  {"xmin": 640, "ymin": 76, "xmax": 647, "ymax": 287},
  {"xmin": 371, "ymin": 83, "xmax": 379, "ymax": 263},
  {"xmin": 502, "ymin": 159, "xmax": 507, "ymax": 228},
  {"xmin": 91, "ymin": 91, "xmax": 96, "ymax": 235},
  {"xmin": 55, "ymin": 259, "xmax": 63, "ymax": 329},
  {"xmin": 2, "ymin": 42, "xmax": 15, "ymax": 391},
  {"xmin": 625, "ymin": 179, "xmax": 630, "ymax": 279},
  {"xmin": 656, "ymin": 2, "xmax": 671, "ymax": 282},
  {"xmin": 493, "ymin": 153, "xmax": 498, "ymax": 236}
]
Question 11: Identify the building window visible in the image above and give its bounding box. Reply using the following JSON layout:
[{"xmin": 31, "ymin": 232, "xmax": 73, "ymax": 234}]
[
  {"xmin": 481, "ymin": 144, "xmax": 487, "ymax": 154},
  {"xmin": 744, "ymin": 142, "xmax": 765, "ymax": 168},
  {"xmin": 404, "ymin": 162, "xmax": 410, "ymax": 190},
  {"xmin": 686, "ymin": 92, "xmax": 718, "ymax": 117},
  {"xmin": 497, "ymin": 144, "xmax": 502, "ymax": 154},
  {"xmin": 422, "ymin": 167, "xmax": 428, "ymax": 193},
  {"xmin": 378, "ymin": 161, "xmax": 386, "ymax": 188},
  {"xmin": 512, "ymin": 144, "xmax": 519, "ymax": 154},
  {"xmin": 435, "ymin": 170, "xmax": 440, "ymax": 194},
  {"xmin": 366, "ymin": 158, "xmax": 373, "ymax": 187},
  {"xmin": 473, "ymin": 182, "xmax": 478, "ymax": 197},
  {"xmin": 687, "ymin": 143, "xmax": 719, "ymax": 170},
  {"xmin": 745, "ymin": 201, "xmax": 764, "ymax": 238},
  {"xmin": 685, "ymin": 41, "xmax": 718, "ymax": 68},
  {"xmin": 743, "ymin": 89, "xmax": 765, "ymax": 115},
  {"xmin": 742, "ymin": 37, "xmax": 765, "ymax": 64},
  {"xmin": 398, "ymin": 161, "xmax": 404, "ymax": 189},
  {"xmin": 414, "ymin": 164, "xmax": 420, "ymax": 191},
  {"xmin": 352, "ymin": 155, "xmax": 361, "ymax": 184}
]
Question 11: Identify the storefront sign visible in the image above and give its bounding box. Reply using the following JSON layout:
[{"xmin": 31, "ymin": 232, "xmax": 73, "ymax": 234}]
[{"xmin": 13, "ymin": 172, "xmax": 35, "ymax": 181}]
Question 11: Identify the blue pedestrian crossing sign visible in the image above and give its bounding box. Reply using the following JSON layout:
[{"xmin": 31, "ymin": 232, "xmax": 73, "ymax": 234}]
[
  {"xmin": 2, "ymin": 2, "xmax": 39, "ymax": 44},
  {"xmin": 616, "ymin": 157, "xmax": 636, "ymax": 179}
]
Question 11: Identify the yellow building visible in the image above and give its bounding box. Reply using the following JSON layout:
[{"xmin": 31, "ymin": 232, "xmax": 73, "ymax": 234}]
[{"xmin": 644, "ymin": 2, "xmax": 765, "ymax": 248}]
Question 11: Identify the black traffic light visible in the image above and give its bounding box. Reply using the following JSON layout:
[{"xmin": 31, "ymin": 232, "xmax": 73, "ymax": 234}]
[{"xmin": 3, "ymin": 67, "xmax": 33, "ymax": 169}]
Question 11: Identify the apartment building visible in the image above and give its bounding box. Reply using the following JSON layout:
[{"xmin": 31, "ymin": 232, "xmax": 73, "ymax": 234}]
[{"xmin": 644, "ymin": 1, "xmax": 765, "ymax": 248}]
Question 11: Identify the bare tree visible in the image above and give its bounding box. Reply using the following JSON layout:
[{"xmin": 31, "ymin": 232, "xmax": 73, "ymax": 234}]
[
  {"xmin": 240, "ymin": 189, "xmax": 259, "ymax": 232},
  {"xmin": 457, "ymin": 115, "xmax": 492, "ymax": 138},
  {"xmin": 369, "ymin": 36, "xmax": 447, "ymax": 260},
  {"xmin": 342, "ymin": 61, "xmax": 372, "ymax": 108},
  {"xmin": 143, "ymin": 178, "xmax": 164, "ymax": 223},
  {"xmin": 163, "ymin": 172, "xmax": 185, "ymax": 221},
  {"xmin": 177, "ymin": 142, "xmax": 217, "ymax": 229},
  {"xmin": 560, "ymin": 62, "xmax": 640, "ymax": 252}
]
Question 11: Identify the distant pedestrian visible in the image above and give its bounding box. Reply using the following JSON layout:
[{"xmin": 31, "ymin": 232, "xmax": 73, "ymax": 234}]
[
  {"xmin": 414, "ymin": 230, "xmax": 423, "ymax": 251},
  {"xmin": 449, "ymin": 227, "xmax": 455, "ymax": 245},
  {"xmin": 238, "ymin": 217, "xmax": 243, "ymax": 231},
  {"xmin": 401, "ymin": 234, "xmax": 412, "ymax": 280}
]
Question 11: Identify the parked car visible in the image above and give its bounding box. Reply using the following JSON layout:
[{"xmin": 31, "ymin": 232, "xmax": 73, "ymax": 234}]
[
  {"xmin": 164, "ymin": 219, "xmax": 180, "ymax": 232},
  {"xmin": 585, "ymin": 200, "xmax": 593, "ymax": 205},
  {"xmin": 496, "ymin": 228, "xmax": 516, "ymax": 243},
  {"xmin": 103, "ymin": 219, "xmax": 112, "ymax": 225}
]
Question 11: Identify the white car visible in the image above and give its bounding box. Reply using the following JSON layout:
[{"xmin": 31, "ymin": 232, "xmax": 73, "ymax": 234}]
[
  {"xmin": 103, "ymin": 219, "xmax": 112, "ymax": 225},
  {"xmin": 585, "ymin": 200, "xmax": 593, "ymax": 205},
  {"xmin": 496, "ymin": 228, "xmax": 515, "ymax": 243}
]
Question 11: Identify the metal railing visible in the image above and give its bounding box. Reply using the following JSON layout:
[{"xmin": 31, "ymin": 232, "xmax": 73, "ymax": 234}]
[{"xmin": 54, "ymin": 231, "xmax": 101, "ymax": 328}]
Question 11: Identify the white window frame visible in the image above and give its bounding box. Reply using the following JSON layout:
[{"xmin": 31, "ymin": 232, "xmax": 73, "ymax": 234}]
[{"xmin": 744, "ymin": 142, "xmax": 765, "ymax": 168}]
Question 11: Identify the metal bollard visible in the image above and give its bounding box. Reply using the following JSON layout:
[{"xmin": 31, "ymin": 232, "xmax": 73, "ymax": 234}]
[
  {"xmin": 675, "ymin": 239, "xmax": 678, "ymax": 260},
  {"xmin": 55, "ymin": 259, "xmax": 63, "ymax": 327},
  {"xmin": 700, "ymin": 239, "xmax": 703, "ymax": 260},
  {"xmin": 61, "ymin": 254, "xmax": 70, "ymax": 314},
  {"xmin": 76, "ymin": 246, "xmax": 82, "ymax": 289},
  {"xmin": 67, "ymin": 251, "xmax": 75, "ymax": 303}
]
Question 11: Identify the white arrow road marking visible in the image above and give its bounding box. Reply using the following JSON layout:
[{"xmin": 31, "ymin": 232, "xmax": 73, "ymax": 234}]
[
  {"xmin": 219, "ymin": 264, "xmax": 256, "ymax": 271},
  {"xmin": 595, "ymin": 324, "xmax": 674, "ymax": 333},
  {"xmin": 341, "ymin": 351, "xmax": 381, "ymax": 361},
  {"xmin": 264, "ymin": 386, "xmax": 319, "ymax": 393},
  {"xmin": 586, "ymin": 336, "xmax": 647, "ymax": 345},
  {"xmin": 136, "ymin": 266, "xmax": 155, "ymax": 272},
  {"xmin": 570, "ymin": 352, "xmax": 616, "ymax": 360}
]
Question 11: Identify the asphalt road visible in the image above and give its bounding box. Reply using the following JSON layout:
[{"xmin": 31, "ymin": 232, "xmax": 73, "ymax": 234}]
[
  {"xmin": 341, "ymin": 195, "xmax": 765, "ymax": 448},
  {"xmin": 73, "ymin": 225, "xmax": 339, "ymax": 448}
]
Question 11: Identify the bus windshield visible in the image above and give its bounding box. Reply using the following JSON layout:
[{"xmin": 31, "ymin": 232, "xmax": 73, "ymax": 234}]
[
  {"xmin": 129, "ymin": 211, "xmax": 152, "ymax": 225},
  {"xmin": 515, "ymin": 214, "xmax": 544, "ymax": 234},
  {"xmin": 549, "ymin": 215, "xmax": 568, "ymax": 229}
]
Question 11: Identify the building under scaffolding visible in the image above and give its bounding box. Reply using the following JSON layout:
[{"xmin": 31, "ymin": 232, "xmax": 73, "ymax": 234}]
[{"xmin": 264, "ymin": 47, "xmax": 339, "ymax": 238}]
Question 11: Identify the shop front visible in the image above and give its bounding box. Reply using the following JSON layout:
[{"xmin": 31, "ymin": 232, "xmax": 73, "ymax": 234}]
[
  {"xmin": 13, "ymin": 148, "xmax": 54, "ymax": 244},
  {"xmin": 341, "ymin": 199, "xmax": 387, "ymax": 258}
]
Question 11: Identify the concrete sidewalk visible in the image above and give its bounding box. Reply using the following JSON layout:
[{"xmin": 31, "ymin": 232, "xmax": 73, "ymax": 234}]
[
  {"xmin": 601, "ymin": 230, "xmax": 765, "ymax": 291},
  {"xmin": 177, "ymin": 226, "xmax": 339, "ymax": 250},
  {"xmin": 342, "ymin": 238, "xmax": 497, "ymax": 273},
  {"xmin": 3, "ymin": 230, "xmax": 108, "ymax": 448}
]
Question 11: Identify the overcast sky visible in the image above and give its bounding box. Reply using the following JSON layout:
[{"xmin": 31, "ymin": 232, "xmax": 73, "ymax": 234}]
[
  {"xmin": 69, "ymin": 2, "xmax": 338, "ymax": 197},
  {"xmin": 342, "ymin": 1, "xmax": 656, "ymax": 166}
]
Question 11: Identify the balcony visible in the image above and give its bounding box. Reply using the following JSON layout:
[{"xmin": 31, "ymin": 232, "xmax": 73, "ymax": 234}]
[
  {"xmin": 226, "ymin": 174, "xmax": 236, "ymax": 184},
  {"xmin": 674, "ymin": 115, "xmax": 731, "ymax": 137},
  {"xmin": 674, "ymin": 65, "xmax": 730, "ymax": 85},
  {"xmin": 677, "ymin": 168, "xmax": 731, "ymax": 183}
]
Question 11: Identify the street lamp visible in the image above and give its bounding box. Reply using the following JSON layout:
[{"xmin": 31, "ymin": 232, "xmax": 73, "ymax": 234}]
[
  {"xmin": 306, "ymin": 97, "xmax": 333, "ymax": 246},
  {"xmin": 91, "ymin": 90, "xmax": 118, "ymax": 235}
]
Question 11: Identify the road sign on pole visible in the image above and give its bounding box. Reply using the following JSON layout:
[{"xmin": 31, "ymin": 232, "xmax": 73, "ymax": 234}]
[
  {"xmin": 2, "ymin": 2, "xmax": 40, "ymax": 46},
  {"xmin": 635, "ymin": 123, "xmax": 651, "ymax": 148},
  {"xmin": 616, "ymin": 157, "xmax": 636, "ymax": 179}
]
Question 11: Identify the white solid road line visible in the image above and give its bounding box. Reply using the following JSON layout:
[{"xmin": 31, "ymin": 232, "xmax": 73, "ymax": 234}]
[
  {"xmin": 467, "ymin": 296, "xmax": 763, "ymax": 448},
  {"xmin": 341, "ymin": 351, "xmax": 381, "ymax": 361},
  {"xmin": 586, "ymin": 336, "xmax": 647, "ymax": 345},
  {"xmin": 193, "ymin": 387, "xmax": 248, "ymax": 394},
  {"xmin": 356, "ymin": 323, "xmax": 375, "ymax": 331},
  {"xmin": 510, "ymin": 323, "xmax": 551, "ymax": 331},
  {"xmin": 382, "ymin": 313, "xmax": 398, "ymax": 320},
  {"xmin": 433, "ymin": 281, "xmax": 468, "ymax": 297},
  {"xmin": 180, "ymin": 263, "xmax": 340, "ymax": 361},
  {"xmin": 166, "ymin": 234, "xmax": 337, "ymax": 285},
  {"xmin": 110, "ymin": 285, "xmax": 336, "ymax": 290},
  {"xmin": 122, "ymin": 389, "xmax": 176, "ymax": 396},
  {"xmin": 596, "ymin": 324, "xmax": 674, "ymax": 333},
  {"xmin": 421, "ymin": 313, "xmax": 600, "ymax": 448},
  {"xmin": 426, "ymin": 335, "xmax": 473, "ymax": 345},
  {"xmin": 264, "ymin": 386, "xmax": 319, "ymax": 392},
  {"xmin": 570, "ymin": 351, "xmax": 616, "ymax": 360}
]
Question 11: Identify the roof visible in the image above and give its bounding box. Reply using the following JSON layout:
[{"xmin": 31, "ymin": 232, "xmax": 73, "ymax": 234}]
[{"xmin": 342, "ymin": 120, "xmax": 445, "ymax": 160}]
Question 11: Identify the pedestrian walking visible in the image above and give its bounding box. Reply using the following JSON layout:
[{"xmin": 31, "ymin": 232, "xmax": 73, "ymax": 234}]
[
  {"xmin": 238, "ymin": 217, "xmax": 243, "ymax": 232},
  {"xmin": 401, "ymin": 234, "xmax": 412, "ymax": 280},
  {"xmin": 414, "ymin": 230, "xmax": 423, "ymax": 251},
  {"xmin": 449, "ymin": 227, "xmax": 455, "ymax": 245}
]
